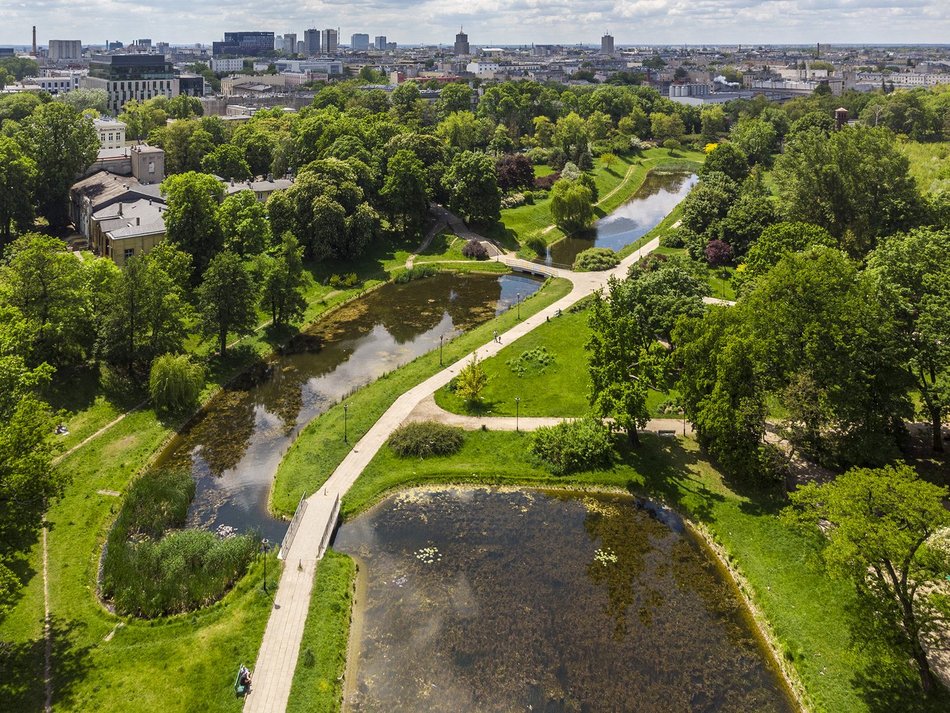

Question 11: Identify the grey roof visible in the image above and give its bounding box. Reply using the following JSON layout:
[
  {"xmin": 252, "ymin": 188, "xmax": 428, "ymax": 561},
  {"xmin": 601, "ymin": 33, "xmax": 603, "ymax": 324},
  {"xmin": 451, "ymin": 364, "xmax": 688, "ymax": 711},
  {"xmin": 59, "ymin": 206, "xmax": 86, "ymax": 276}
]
[
  {"xmin": 93, "ymin": 198, "xmax": 166, "ymax": 240},
  {"xmin": 224, "ymin": 177, "xmax": 294, "ymax": 195},
  {"xmin": 72, "ymin": 170, "xmax": 165, "ymax": 207}
]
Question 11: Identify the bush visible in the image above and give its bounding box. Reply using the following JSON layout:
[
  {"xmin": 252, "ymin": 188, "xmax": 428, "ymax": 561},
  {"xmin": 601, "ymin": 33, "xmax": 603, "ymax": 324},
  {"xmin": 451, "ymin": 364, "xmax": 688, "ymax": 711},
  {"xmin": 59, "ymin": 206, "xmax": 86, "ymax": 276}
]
[
  {"xmin": 101, "ymin": 468, "xmax": 258, "ymax": 617},
  {"xmin": 524, "ymin": 235, "xmax": 547, "ymax": 257},
  {"xmin": 500, "ymin": 193, "xmax": 527, "ymax": 209},
  {"xmin": 506, "ymin": 346, "xmax": 555, "ymax": 376},
  {"xmin": 660, "ymin": 228, "xmax": 687, "ymax": 248},
  {"xmin": 149, "ymin": 354, "xmax": 204, "ymax": 415},
  {"xmin": 328, "ymin": 273, "xmax": 360, "ymax": 289},
  {"xmin": 704, "ymin": 239, "xmax": 734, "ymax": 266},
  {"xmin": 388, "ymin": 421, "xmax": 465, "ymax": 458},
  {"xmin": 573, "ymin": 247, "xmax": 619, "ymax": 272},
  {"xmin": 395, "ymin": 264, "xmax": 437, "ymax": 283},
  {"xmin": 533, "ymin": 172, "xmax": 560, "ymax": 190},
  {"xmin": 525, "ymin": 147, "xmax": 551, "ymax": 164},
  {"xmin": 461, "ymin": 239, "xmax": 489, "ymax": 260},
  {"xmin": 530, "ymin": 418, "xmax": 613, "ymax": 475}
]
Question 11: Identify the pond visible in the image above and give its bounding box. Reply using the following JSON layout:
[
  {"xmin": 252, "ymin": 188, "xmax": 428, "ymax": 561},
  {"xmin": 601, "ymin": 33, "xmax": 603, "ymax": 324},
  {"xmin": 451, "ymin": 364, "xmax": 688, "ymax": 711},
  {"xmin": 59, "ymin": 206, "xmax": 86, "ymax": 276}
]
[
  {"xmin": 154, "ymin": 273, "xmax": 542, "ymax": 542},
  {"xmin": 335, "ymin": 488, "xmax": 797, "ymax": 713},
  {"xmin": 543, "ymin": 172, "xmax": 699, "ymax": 268}
]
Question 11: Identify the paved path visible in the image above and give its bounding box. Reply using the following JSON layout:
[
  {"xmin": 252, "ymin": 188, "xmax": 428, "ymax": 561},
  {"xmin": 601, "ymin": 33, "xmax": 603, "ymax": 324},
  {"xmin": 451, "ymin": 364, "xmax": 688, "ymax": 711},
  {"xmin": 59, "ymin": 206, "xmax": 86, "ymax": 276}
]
[{"xmin": 242, "ymin": 239, "xmax": 661, "ymax": 713}]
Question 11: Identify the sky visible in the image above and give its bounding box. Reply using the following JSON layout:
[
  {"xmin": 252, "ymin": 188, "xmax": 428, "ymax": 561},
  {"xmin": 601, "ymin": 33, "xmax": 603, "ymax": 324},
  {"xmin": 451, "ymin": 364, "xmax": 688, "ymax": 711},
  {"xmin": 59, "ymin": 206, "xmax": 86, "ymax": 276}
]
[{"xmin": 1, "ymin": 0, "xmax": 949, "ymax": 47}]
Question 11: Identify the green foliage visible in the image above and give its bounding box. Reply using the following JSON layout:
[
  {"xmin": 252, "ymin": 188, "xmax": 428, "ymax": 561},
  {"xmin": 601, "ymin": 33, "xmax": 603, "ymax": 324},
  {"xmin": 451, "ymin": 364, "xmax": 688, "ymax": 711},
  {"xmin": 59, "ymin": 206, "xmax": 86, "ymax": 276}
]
[
  {"xmin": 258, "ymin": 232, "xmax": 307, "ymax": 328},
  {"xmin": 381, "ymin": 149, "xmax": 429, "ymax": 237},
  {"xmin": 529, "ymin": 418, "xmax": 613, "ymax": 474},
  {"xmin": 150, "ymin": 119, "xmax": 214, "ymax": 174},
  {"xmin": 456, "ymin": 353, "xmax": 488, "ymax": 404},
  {"xmin": 327, "ymin": 272, "xmax": 360, "ymax": 289},
  {"xmin": 550, "ymin": 177, "xmax": 595, "ymax": 232},
  {"xmin": 21, "ymin": 101, "xmax": 98, "ymax": 227},
  {"xmin": 196, "ymin": 250, "xmax": 259, "ymax": 356},
  {"xmin": 573, "ymin": 247, "xmax": 619, "ymax": 272},
  {"xmin": 701, "ymin": 142, "xmax": 749, "ymax": 182},
  {"xmin": 54, "ymin": 87, "xmax": 108, "ymax": 115},
  {"xmin": 786, "ymin": 464, "xmax": 950, "ymax": 693},
  {"xmin": 444, "ymin": 150, "xmax": 501, "ymax": 225},
  {"xmin": 506, "ymin": 346, "xmax": 555, "ymax": 377},
  {"xmin": 149, "ymin": 354, "xmax": 204, "ymax": 414},
  {"xmin": 0, "ymin": 134, "xmax": 37, "ymax": 241},
  {"xmin": 161, "ymin": 171, "xmax": 224, "ymax": 276},
  {"xmin": 119, "ymin": 97, "xmax": 169, "ymax": 140},
  {"xmin": 218, "ymin": 189, "xmax": 271, "ymax": 256},
  {"xmin": 736, "ymin": 221, "xmax": 836, "ymax": 292},
  {"xmin": 102, "ymin": 468, "xmax": 258, "ymax": 617},
  {"xmin": 0, "ymin": 56, "xmax": 38, "ymax": 81},
  {"xmin": 201, "ymin": 144, "xmax": 252, "ymax": 181},
  {"xmin": 524, "ymin": 235, "xmax": 547, "ymax": 257},
  {"xmin": 388, "ymin": 421, "xmax": 465, "ymax": 458},
  {"xmin": 394, "ymin": 264, "xmax": 437, "ymax": 284},
  {"xmin": 729, "ymin": 117, "xmax": 778, "ymax": 167}
]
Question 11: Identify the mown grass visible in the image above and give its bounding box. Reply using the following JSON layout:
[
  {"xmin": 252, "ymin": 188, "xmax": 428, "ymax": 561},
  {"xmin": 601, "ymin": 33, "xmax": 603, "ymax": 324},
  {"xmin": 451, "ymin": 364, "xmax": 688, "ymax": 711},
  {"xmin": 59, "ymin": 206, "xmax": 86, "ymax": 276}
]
[
  {"xmin": 270, "ymin": 277, "xmax": 574, "ymax": 516},
  {"xmin": 286, "ymin": 551, "xmax": 357, "ymax": 713},
  {"xmin": 338, "ymin": 429, "xmax": 947, "ymax": 713},
  {"xmin": 490, "ymin": 148, "xmax": 703, "ymax": 252},
  {"xmin": 901, "ymin": 140, "xmax": 950, "ymax": 192}
]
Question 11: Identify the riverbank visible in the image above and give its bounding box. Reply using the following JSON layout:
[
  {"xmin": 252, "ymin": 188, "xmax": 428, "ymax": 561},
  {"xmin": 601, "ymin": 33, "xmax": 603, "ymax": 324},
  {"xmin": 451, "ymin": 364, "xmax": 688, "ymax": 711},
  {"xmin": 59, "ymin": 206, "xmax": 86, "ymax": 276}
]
[{"xmin": 0, "ymin": 261, "xmax": 545, "ymax": 712}]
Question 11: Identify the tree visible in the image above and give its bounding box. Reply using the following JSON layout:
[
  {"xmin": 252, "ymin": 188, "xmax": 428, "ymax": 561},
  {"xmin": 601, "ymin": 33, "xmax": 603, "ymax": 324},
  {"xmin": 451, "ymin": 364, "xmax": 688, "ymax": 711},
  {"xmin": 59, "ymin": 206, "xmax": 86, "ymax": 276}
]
[
  {"xmin": 201, "ymin": 144, "xmax": 252, "ymax": 181},
  {"xmin": 152, "ymin": 119, "xmax": 214, "ymax": 174},
  {"xmin": 21, "ymin": 102, "xmax": 98, "ymax": 227},
  {"xmin": 680, "ymin": 171, "xmax": 739, "ymax": 239},
  {"xmin": 700, "ymin": 105, "xmax": 729, "ymax": 143},
  {"xmin": 729, "ymin": 118, "xmax": 778, "ymax": 167},
  {"xmin": 443, "ymin": 151, "xmax": 501, "ymax": 225},
  {"xmin": 701, "ymin": 142, "xmax": 749, "ymax": 183},
  {"xmin": 390, "ymin": 81, "xmax": 421, "ymax": 122},
  {"xmin": 258, "ymin": 233, "xmax": 307, "ymax": 328},
  {"xmin": 161, "ymin": 172, "xmax": 224, "ymax": 277},
  {"xmin": 0, "ymin": 56, "xmax": 38, "ymax": 81},
  {"xmin": 455, "ymin": 353, "xmax": 488, "ymax": 405},
  {"xmin": 554, "ymin": 111, "xmax": 589, "ymax": 155},
  {"xmin": 704, "ymin": 239, "xmax": 733, "ymax": 266},
  {"xmin": 380, "ymin": 149, "xmax": 429, "ymax": 237},
  {"xmin": 868, "ymin": 228, "xmax": 950, "ymax": 451},
  {"xmin": 550, "ymin": 178, "xmax": 594, "ymax": 233},
  {"xmin": 55, "ymin": 88, "xmax": 108, "ymax": 115},
  {"xmin": 786, "ymin": 465, "xmax": 950, "ymax": 694},
  {"xmin": 196, "ymin": 251, "xmax": 258, "ymax": 356},
  {"xmin": 649, "ymin": 112, "xmax": 685, "ymax": 144},
  {"xmin": 0, "ymin": 135, "xmax": 37, "ymax": 243},
  {"xmin": 119, "ymin": 98, "xmax": 169, "ymax": 140},
  {"xmin": 165, "ymin": 95, "xmax": 203, "ymax": 120},
  {"xmin": 587, "ymin": 277, "xmax": 667, "ymax": 445},
  {"xmin": 218, "ymin": 190, "xmax": 271, "ymax": 256},
  {"xmin": 495, "ymin": 154, "xmax": 535, "ymax": 192},
  {"xmin": 625, "ymin": 256, "xmax": 708, "ymax": 340},
  {"xmin": 437, "ymin": 82, "xmax": 473, "ymax": 117},
  {"xmin": 716, "ymin": 192, "xmax": 777, "ymax": 255},
  {"xmin": 149, "ymin": 353, "xmax": 204, "ymax": 414},
  {"xmin": 737, "ymin": 221, "xmax": 836, "ymax": 290}
]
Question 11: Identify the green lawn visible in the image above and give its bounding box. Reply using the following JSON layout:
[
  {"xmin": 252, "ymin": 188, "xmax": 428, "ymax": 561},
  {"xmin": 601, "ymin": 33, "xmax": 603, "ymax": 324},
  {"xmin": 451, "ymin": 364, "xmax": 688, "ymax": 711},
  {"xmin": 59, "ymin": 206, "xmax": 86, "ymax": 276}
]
[
  {"xmin": 271, "ymin": 277, "xmax": 574, "ymax": 516},
  {"xmin": 334, "ymin": 429, "xmax": 947, "ymax": 713},
  {"xmin": 287, "ymin": 551, "xmax": 356, "ymax": 713},
  {"xmin": 901, "ymin": 140, "xmax": 950, "ymax": 192},
  {"xmin": 491, "ymin": 148, "xmax": 703, "ymax": 254},
  {"xmin": 432, "ymin": 304, "xmax": 672, "ymax": 418}
]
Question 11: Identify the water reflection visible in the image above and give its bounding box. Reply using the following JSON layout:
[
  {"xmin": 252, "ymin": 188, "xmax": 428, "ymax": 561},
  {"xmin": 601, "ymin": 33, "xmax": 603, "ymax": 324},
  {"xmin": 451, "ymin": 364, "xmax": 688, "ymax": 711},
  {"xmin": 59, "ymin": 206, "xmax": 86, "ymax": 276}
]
[
  {"xmin": 335, "ymin": 488, "xmax": 796, "ymax": 713},
  {"xmin": 154, "ymin": 273, "xmax": 542, "ymax": 542},
  {"xmin": 543, "ymin": 172, "xmax": 699, "ymax": 268}
]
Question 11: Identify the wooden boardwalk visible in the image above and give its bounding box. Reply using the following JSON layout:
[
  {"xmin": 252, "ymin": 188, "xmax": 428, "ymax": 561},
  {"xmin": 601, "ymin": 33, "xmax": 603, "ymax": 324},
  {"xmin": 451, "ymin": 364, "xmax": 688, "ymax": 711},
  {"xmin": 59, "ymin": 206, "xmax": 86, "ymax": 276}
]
[{"xmin": 243, "ymin": 239, "xmax": 661, "ymax": 713}]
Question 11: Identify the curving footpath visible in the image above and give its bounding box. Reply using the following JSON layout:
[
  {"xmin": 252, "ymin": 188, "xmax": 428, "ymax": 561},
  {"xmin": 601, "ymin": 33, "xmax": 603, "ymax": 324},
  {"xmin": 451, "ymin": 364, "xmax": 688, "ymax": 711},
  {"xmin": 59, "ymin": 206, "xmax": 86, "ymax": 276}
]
[{"xmin": 243, "ymin": 239, "xmax": 660, "ymax": 713}]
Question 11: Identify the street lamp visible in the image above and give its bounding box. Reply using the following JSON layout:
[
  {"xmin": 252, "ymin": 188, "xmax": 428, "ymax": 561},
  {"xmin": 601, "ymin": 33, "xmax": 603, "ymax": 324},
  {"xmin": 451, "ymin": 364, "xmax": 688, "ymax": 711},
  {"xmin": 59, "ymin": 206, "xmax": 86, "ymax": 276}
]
[
  {"xmin": 261, "ymin": 538, "xmax": 270, "ymax": 593},
  {"xmin": 439, "ymin": 334, "xmax": 444, "ymax": 366},
  {"xmin": 515, "ymin": 396, "xmax": 520, "ymax": 432},
  {"xmin": 343, "ymin": 403, "xmax": 349, "ymax": 443},
  {"xmin": 517, "ymin": 292, "xmax": 521, "ymax": 320}
]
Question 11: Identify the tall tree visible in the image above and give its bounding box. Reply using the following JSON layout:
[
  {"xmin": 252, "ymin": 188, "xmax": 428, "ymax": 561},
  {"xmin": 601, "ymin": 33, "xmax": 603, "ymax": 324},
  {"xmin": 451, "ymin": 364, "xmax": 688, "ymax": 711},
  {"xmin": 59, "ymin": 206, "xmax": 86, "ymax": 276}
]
[
  {"xmin": 443, "ymin": 151, "xmax": 501, "ymax": 225},
  {"xmin": 0, "ymin": 135, "xmax": 37, "ymax": 243},
  {"xmin": 550, "ymin": 178, "xmax": 594, "ymax": 233},
  {"xmin": 381, "ymin": 149, "xmax": 429, "ymax": 237},
  {"xmin": 21, "ymin": 102, "xmax": 98, "ymax": 227},
  {"xmin": 218, "ymin": 190, "xmax": 271, "ymax": 256},
  {"xmin": 161, "ymin": 171, "xmax": 224, "ymax": 277},
  {"xmin": 258, "ymin": 233, "xmax": 307, "ymax": 328},
  {"xmin": 196, "ymin": 251, "xmax": 258, "ymax": 356},
  {"xmin": 201, "ymin": 144, "xmax": 252, "ymax": 181},
  {"xmin": 868, "ymin": 228, "xmax": 950, "ymax": 451},
  {"xmin": 786, "ymin": 465, "xmax": 950, "ymax": 694}
]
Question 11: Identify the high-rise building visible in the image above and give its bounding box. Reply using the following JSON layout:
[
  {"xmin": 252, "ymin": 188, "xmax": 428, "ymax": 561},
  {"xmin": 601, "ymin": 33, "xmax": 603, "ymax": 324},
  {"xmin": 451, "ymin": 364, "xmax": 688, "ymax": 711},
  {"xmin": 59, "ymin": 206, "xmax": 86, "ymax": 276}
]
[
  {"xmin": 454, "ymin": 28, "xmax": 469, "ymax": 56},
  {"xmin": 351, "ymin": 33, "xmax": 370, "ymax": 51},
  {"xmin": 600, "ymin": 32, "xmax": 614, "ymax": 55},
  {"xmin": 374, "ymin": 35, "xmax": 387, "ymax": 51},
  {"xmin": 322, "ymin": 29, "xmax": 339, "ymax": 55},
  {"xmin": 48, "ymin": 39, "xmax": 82, "ymax": 61},
  {"xmin": 278, "ymin": 33, "xmax": 296, "ymax": 55},
  {"xmin": 303, "ymin": 29, "xmax": 321, "ymax": 56},
  {"xmin": 82, "ymin": 54, "xmax": 179, "ymax": 114},
  {"xmin": 213, "ymin": 31, "xmax": 275, "ymax": 57}
]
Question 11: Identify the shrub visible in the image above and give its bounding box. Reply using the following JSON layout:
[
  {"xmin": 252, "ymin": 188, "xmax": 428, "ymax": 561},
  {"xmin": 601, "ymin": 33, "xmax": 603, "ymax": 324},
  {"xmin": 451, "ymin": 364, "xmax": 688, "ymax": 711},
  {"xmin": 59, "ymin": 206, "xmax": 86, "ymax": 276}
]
[
  {"xmin": 461, "ymin": 239, "xmax": 489, "ymax": 260},
  {"xmin": 500, "ymin": 193, "xmax": 526, "ymax": 209},
  {"xmin": 530, "ymin": 418, "xmax": 613, "ymax": 475},
  {"xmin": 524, "ymin": 235, "xmax": 547, "ymax": 257},
  {"xmin": 573, "ymin": 247, "xmax": 619, "ymax": 272},
  {"xmin": 328, "ymin": 273, "xmax": 360, "ymax": 289},
  {"xmin": 506, "ymin": 346, "xmax": 555, "ymax": 376},
  {"xmin": 395, "ymin": 264, "xmax": 438, "ymax": 283},
  {"xmin": 456, "ymin": 353, "xmax": 488, "ymax": 404},
  {"xmin": 660, "ymin": 228, "xmax": 687, "ymax": 248},
  {"xmin": 388, "ymin": 421, "xmax": 465, "ymax": 458},
  {"xmin": 704, "ymin": 239, "xmax": 734, "ymax": 266},
  {"xmin": 525, "ymin": 147, "xmax": 551, "ymax": 164},
  {"xmin": 149, "ymin": 354, "xmax": 204, "ymax": 415},
  {"xmin": 533, "ymin": 172, "xmax": 560, "ymax": 191},
  {"xmin": 101, "ymin": 468, "xmax": 258, "ymax": 617}
]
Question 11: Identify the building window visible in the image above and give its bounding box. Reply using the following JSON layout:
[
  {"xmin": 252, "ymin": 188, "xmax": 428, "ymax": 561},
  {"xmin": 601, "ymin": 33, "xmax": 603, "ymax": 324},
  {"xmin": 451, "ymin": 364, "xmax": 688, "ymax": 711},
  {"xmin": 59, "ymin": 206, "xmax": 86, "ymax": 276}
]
[{"xmin": 123, "ymin": 248, "xmax": 135, "ymax": 261}]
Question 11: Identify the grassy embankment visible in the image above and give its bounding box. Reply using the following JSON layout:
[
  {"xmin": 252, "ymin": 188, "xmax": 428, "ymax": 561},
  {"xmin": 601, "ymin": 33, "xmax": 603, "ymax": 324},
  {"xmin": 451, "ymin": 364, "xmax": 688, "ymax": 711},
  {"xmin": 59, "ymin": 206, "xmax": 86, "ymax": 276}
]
[
  {"xmin": 486, "ymin": 147, "xmax": 703, "ymax": 254},
  {"xmin": 901, "ymin": 139, "xmax": 950, "ymax": 192},
  {"xmin": 0, "ymin": 233, "xmax": 518, "ymax": 713}
]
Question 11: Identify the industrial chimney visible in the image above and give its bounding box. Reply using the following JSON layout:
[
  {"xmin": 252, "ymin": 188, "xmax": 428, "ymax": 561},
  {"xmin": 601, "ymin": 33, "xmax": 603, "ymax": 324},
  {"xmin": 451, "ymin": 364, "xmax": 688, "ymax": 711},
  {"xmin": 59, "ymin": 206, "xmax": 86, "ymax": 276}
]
[{"xmin": 32, "ymin": 26, "xmax": 37, "ymax": 56}]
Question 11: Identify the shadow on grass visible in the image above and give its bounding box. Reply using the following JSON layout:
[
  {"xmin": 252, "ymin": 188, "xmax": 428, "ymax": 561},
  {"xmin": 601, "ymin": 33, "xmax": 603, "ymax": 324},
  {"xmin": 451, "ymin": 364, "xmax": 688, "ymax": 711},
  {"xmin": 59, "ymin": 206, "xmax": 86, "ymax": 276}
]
[
  {"xmin": 481, "ymin": 222, "xmax": 522, "ymax": 251},
  {"xmin": 0, "ymin": 616, "xmax": 92, "ymax": 713}
]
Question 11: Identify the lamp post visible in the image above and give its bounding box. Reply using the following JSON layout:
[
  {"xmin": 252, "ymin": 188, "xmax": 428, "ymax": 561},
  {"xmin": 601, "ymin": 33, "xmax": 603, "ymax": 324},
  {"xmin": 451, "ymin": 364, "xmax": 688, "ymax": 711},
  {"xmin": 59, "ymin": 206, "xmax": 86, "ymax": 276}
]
[
  {"xmin": 343, "ymin": 403, "xmax": 349, "ymax": 443},
  {"xmin": 439, "ymin": 334, "xmax": 444, "ymax": 366},
  {"xmin": 515, "ymin": 396, "xmax": 520, "ymax": 432},
  {"xmin": 261, "ymin": 538, "xmax": 270, "ymax": 593},
  {"xmin": 517, "ymin": 292, "xmax": 521, "ymax": 320}
]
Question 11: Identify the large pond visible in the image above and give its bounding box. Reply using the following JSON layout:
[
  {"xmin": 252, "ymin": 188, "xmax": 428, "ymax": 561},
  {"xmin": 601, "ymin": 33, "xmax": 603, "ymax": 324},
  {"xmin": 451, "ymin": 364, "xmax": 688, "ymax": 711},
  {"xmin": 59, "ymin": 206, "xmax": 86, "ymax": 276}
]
[
  {"xmin": 335, "ymin": 488, "xmax": 797, "ymax": 713},
  {"xmin": 542, "ymin": 172, "xmax": 698, "ymax": 268},
  {"xmin": 155, "ymin": 273, "xmax": 542, "ymax": 542}
]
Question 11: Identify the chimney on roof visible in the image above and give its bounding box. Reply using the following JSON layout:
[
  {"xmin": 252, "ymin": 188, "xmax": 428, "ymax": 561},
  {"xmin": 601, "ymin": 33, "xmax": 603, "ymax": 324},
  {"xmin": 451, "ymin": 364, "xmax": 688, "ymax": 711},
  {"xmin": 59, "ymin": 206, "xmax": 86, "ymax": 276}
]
[
  {"xmin": 136, "ymin": 217, "xmax": 140, "ymax": 226},
  {"xmin": 118, "ymin": 204, "xmax": 123, "ymax": 216}
]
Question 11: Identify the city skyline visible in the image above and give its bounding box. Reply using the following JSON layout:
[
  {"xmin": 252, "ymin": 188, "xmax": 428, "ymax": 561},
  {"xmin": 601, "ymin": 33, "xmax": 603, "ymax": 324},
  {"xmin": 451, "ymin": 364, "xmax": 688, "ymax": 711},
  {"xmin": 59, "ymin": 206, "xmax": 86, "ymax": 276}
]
[{"xmin": 1, "ymin": 0, "xmax": 949, "ymax": 47}]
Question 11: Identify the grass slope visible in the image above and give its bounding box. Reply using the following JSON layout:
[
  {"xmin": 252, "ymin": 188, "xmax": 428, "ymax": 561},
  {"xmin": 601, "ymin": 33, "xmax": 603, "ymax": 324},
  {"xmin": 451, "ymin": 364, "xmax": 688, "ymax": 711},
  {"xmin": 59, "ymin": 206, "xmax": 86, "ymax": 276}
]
[{"xmin": 901, "ymin": 140, "xmax": 950, "ymax": 192}]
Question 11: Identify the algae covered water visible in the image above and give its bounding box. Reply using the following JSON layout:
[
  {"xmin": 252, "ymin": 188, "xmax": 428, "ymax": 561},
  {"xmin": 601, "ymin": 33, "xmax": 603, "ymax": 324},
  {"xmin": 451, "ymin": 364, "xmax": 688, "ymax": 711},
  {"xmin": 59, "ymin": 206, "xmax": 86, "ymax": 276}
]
[
  {"xmin": 335, "ymin": 488, "xmax": 797, "ymax": 712},
  {"xmin": 155, "ymin": 273, "xmax": 542, "ymax": 541}
]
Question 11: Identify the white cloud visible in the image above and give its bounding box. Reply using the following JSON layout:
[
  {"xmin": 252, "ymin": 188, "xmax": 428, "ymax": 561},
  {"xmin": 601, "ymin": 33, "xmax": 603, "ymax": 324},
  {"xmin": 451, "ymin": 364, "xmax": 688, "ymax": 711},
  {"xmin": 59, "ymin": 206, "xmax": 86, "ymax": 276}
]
[{"xmin": 1, "ymin": 0, "xmax": 948, "ymax": 45}]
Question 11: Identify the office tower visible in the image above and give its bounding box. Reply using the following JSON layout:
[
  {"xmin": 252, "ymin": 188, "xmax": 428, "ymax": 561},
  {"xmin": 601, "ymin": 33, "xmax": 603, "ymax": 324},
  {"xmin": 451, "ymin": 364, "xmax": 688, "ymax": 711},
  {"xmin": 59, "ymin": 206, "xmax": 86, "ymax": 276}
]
[
  {"xmin": 454, "ymin": 28, "xmax": 469, "ymax": 55},
  {"xmin": 374, "ymin": 35, "xmax": 387, "ymax": 51},
  {"xmin": 322, "ymin": 29, "xmax": 339, "ymax": 55},
  {"xmin": 304, "ymin": 29, "xmax": 321, "ymax": 56},
  {"xmin": 212, "ymin": 31, "xmax": 275, "ymax": 57},
  {"xmin": 83, "ymin": 54, "xmax": 178, "ymax": 114},
  {"xmin": 351, "ymin": 33, "xmax": 370, "ymax": 51},
  {"xmin": 600, "ymin": 32, "xmax": 614, "ymax": 55}
]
